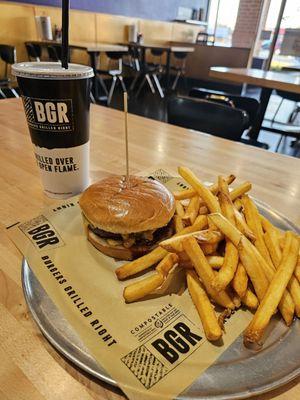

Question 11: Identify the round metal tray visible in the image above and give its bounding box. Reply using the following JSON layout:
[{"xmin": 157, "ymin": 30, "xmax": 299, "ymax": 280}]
[{"xmin": 22, "ymin": 199, "xmax": 300, "ymax": 399}]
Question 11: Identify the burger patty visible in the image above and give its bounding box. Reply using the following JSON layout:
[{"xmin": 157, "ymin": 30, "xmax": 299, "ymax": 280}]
[{"xmin": 88, "ymin": 219, "xmax": 174, "ymax": 247}]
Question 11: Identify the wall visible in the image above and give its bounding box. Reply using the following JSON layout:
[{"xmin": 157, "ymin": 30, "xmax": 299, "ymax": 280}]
[
  {"xmin": 5, "ymin": 0, "xmax": 208, "ymax": 21},
  {"xmin": 172, "ymin": 42, "xmax": 250, "ymax": 81},
  {"xmin": 231, "ymin": 0, "xmax": 264, "ymax": 49},
  {"xmin": 0, "ymin": 1, "xmax": 206, "ymax": 76}
]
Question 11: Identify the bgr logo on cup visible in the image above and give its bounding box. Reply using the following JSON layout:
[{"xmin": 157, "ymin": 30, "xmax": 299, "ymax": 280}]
[{"xmin": 22, "ymin": 96, "xmax": 74, "ymax": 132}]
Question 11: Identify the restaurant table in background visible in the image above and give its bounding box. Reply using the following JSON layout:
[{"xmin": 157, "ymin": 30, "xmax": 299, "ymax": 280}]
[
  {"xmin": 25, "ymin": 41, "xmax": 128, "ymax": 102},
  {"xmin": 209, "ymin": 67, "xmax": 300, "ymax": 141},
  {"xmin": 0, "ymin": 98, "xmax": 300, "ymax": 400},
  {"xmin": 127, "ymin": 42, "xmax": 194, "ymax": 90}
]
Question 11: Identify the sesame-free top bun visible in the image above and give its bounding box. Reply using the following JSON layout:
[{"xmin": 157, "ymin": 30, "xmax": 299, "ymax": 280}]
[{"xmin": 79, "ymin": 175, "xmax": 175, "ymax": 234}]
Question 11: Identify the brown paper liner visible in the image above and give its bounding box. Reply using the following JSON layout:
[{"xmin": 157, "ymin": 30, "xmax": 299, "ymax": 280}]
[{"xmin": 7, "ymin": 168, "xmax": 252, "ymax": 400}]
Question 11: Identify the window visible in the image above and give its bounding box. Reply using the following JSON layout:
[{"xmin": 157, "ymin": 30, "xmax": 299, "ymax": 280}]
[
  {"xmin": 253, "ymin": 0, "xmax": 300, "ymax": 69},
  {"xmin": 207, "ymin": 0, "xmax": 240, "ymax": 46}
]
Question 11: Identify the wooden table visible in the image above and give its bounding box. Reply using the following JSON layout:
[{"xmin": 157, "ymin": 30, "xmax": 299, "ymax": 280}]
[
  {"xmin": 1, "ymin": 98, "xmax": 300, "ymax": 400},
  {"xmin": 209, "ymin": 67, "xmax": 300, "ymax": 140}
]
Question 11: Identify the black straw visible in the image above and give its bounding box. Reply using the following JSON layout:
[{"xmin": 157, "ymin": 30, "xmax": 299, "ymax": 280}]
[{"xmin": 61, "ymin": 0, "xmax": 69, "ymax": 69}]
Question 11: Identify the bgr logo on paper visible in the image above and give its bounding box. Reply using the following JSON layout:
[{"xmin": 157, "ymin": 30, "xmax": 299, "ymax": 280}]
[
  {"xmin": 22, "ymin": 96, "xmax": 74, "ymax": 132},
  {"xmin": 18, "ymin": 215, "xmax": 65, "ymax": 251}
]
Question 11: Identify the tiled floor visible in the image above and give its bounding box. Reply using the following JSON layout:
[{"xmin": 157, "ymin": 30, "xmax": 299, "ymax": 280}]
[{"xmin": 106, "ymin": 83, "xmax": 300, "ymax": 159}]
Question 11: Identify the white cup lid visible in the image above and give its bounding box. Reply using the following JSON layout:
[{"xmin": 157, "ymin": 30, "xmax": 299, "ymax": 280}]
[{"xmin": 12, "ymin": 62, "xmax": 94, "ymax": 80}]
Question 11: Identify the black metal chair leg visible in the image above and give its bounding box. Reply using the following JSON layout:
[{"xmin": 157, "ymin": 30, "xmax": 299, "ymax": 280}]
[
  {"xmin": 0, "ymin": 89, "xmax": 6, "ymax": 99},
  {"xmin": 135, "ymin": 76, "xmax": 147, "ymax": 98},
  {"xmin": 97, "ymin": 76, "xmax": 108, "ymax": 96},
  {"xmin": 145, "ymin": 74, "xmax": 155, "ymax": 94},
  {"xmin": 10, "ymin": 88, "xmax": 19, "ymax": 98},
  {"xmin": 271, "ymin": 98, "xmax": 284, "ymax": 125},
  {"xmin": 171, "ymin": 71, "xmax": 181, "ymax": 91},
  {"xmin": 119, "ymin": 76, "xmax": 127, "ymax": 93},
  {"xmin": 90, "ymin": 91, "xmax": 96, "ymax": 104},
  {"xmin": 130, "ymin": 74, "xmax": 140, "ymax": 92},
  {"xmin": 107, "ymin": 76, "xmax": 118, "ymax": 106},
  {"xmin": 275, "ymin": 134, "xmax": 284, "ymax": 152},
  {"xmin": 152, "ymin": 74, "xmax": 164, "ymax": 98}
]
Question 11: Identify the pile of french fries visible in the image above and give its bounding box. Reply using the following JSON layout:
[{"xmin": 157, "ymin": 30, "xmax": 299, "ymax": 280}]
[{"xmin": 115, "ymin": 167, "xmax": 300, "ymax": 346}]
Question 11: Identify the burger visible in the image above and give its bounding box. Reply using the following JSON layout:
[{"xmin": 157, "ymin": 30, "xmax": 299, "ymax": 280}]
[{"xmin": 79, "ymin": 175, "xmax": 175, "ymax": 260}]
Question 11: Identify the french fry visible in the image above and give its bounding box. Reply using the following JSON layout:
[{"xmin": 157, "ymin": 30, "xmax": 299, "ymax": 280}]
[
  {"xmin": 264, "ymin": 230, "xmax": 281, "ymax": 268},
  {"xmin": 206, "ymin": 256, "xmax": 224, "ymax": 269},
  {"xmin": 238, "ymin": 236, "xmax": 269, "ymax": 302},
  {"xmin": 182, "ymin": 237, "xmax": 235, "ymax": 309},
  {"xmin": 232, "ymin": 263, "xmax": 248, "ymax": 298},
  {"xmin": 234, "ymin": 198, "xmax": 243, "ymax": 211},
  {"xmin": 295, "ymin": 257, "xmax": 300, "ymax": 283},
  {"xmin": 123, "ymin": 273, "xmax": 164, "ymax": 303},
  {"xmin": 250, "ymin": 236, "xmax": 295, "ymax": 325},
  {"xmin": 155, "ymin": 253, "xmax": 179, "ymax": 276},
  {"xmin": 218, "ymin": 175, "xmax": 235, "ymax": 225},
  {"xmin": 182, "ymin": 196, "xmax": 201, "ymax": 225},
  {"xmin": 123, "ymin": 253, "xmax": 178, "ymax": 303},
  {"xmin": 230, "ymin": 182, "xmax": 252, "ymax": 201},
  {"xmin": 264, "ymin": 230, "xmax": 300, "ymax": 318},
  {"xmin": 212, "ymin": 241, "xmax": 239, "ymax": 291},
  {"xmin": 116, "ymin": 247, "xmax": 167, "ymax": 280},
  {"xmin": 202, "ymin": 242, "xmax": 219, "ymax": 255},
  {"xmin": 226, "ymin": 285, "xmax": 241, "ymax": 309},
  {"xmin": 178, "ymin": 166, "xmax": 221, "ymax": 213},
  {"xmin": 213, "ymin": 177, "xmax": 240, "ymax": 290},
  {"xmin": 186, "ymin": 270, "xmax": 222, "ymax": 341},
  {"xmin": 287, "ymin": 276, "xmax": 300, "ymax": 317},
  {"xmin": 173, "ymin": 187, "xmax": 195, "ymax": 200},
  {"xmin": 244, "ymin": 232, "xmax": 299, "ymax": 344},
  {"xmin": 206, "ymin": 216, "xmax": 289, "ymax": 316},
  {"xmin": 241, "ymin": 195, "xmax": 274, "ymax": 267},
  {"xmin": 160, "ymin": 229, "xmax": 222, "ymax": 253},
  {"xmin": 233, "ymin": 208, "xmax": 256, "ymax": 242},
  {"xmin": 174, "ymin": 215, "xmax": 185, "ymax": 233},
  {"xmin": 260, "ymin": 215, "xmax": 281, "ymax": 236},
  {"xmin": 218, "ymin": 192, "xmax": 235, "ymax": 224},
  {"xmin": 241, "ymin": 288, "xmax": 259, "ymax": 310},
  {"xmin": 181, "ymin": 256, "xmax": 225, "ymax": 270},
  {"xmin": 175, "ymin": 200, "xmax": 185, "ymax": 217},
  {"xmin": 199, "ymin": 205, "xmax": 209, "ymax": 215},
  {"xmin": 116, "ymin": 215, "xmax": 208, "ymax": 280},
  {"xmin": 208, "ymin": 213, "xmax": 242, "ymax": 247},
  {"xmin": 173, "ymin": 174, "xmax": 236, "ymax": 200}
]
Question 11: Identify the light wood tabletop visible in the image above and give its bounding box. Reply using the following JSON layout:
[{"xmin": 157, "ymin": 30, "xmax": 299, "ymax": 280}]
[
  {"xmin": 27, "ymin": 40, "xmax": 129, "ymax": 53},
  {"xmin": 209, "ymin": 67, "xmax": 300, "ymax": 94},
  {"xmin": 0, "ymin": 98, "xmax": 300, "ymax": 400},
  {"xmin": 137, "ymin": 43, "xmax": 194, "ymax": 52},
  {"xmin": 71, "ymin": 42, "xmax": 128, "ymax": 53}
]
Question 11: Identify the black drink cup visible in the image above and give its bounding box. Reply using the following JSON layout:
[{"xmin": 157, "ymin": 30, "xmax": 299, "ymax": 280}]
[{"xmin": 12, "ymin": 62, "xmax": 94, "ymax": 199}]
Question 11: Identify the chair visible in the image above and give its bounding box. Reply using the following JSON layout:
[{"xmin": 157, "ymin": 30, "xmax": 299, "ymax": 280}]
[
  {"xmin": 25, "ymin": 43, "xmax": 41, "ymax": 61},
  {"xmin": 0, "ymin": 44, "xmax": 19, "ymax": 98},
  {"xmin": 127, "ymin": 45, "xmax": 164, "ymax": 98},
  {"xmin": 189, "ymin": 88, "xmax": 260, "ymax": 129},
  {"xmin": 268, "ymin": 67, "xmax": 300, "ymax": 151},
  {"xmin": 47, "ymin": 45, "xmax": 61, "ymax": 62},
  {"xmin": 167, "ymin": 96, "xmax": 249, "ymax": 142},
  {"xmin": 96, "ymin": 51, "xmax": 128, "ymax": 105},
  {"xmin": 189, "ymin": 88, "xmax": 268, "ymax": 148},
  {"xmin": 196, "ymin": 32, "xmax": 215, "ymax": 45},
  {"xmin": 148, "ymin": 48, "xmax": 165, "ymax": 74},
  {"xmin": 170, "ymin": 51, "xmax": 188, "ymax": 91}
]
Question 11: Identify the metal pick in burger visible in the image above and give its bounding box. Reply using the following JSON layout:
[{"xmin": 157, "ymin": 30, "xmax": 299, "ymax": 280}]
[{"xmin": 123, "ymin": 91, "xmax": 130, "ymax": 184}]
